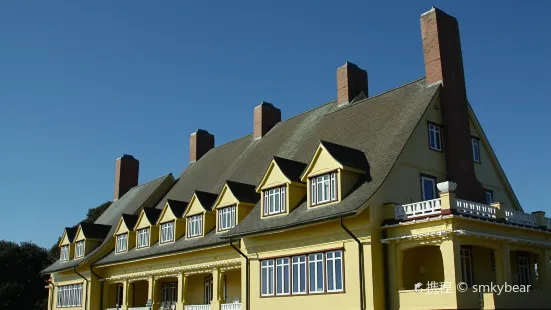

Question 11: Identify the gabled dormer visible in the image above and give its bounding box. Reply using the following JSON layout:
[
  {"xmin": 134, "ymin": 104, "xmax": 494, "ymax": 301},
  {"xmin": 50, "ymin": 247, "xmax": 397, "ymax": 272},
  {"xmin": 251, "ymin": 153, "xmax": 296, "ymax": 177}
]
[
  {"xmin": 157, "ymin": 200, "xmax": 188, "ymax": 244},
  {"xmin": 58, "ymin": 227, "xmax": 77, "ymax": 262},
  {"xmin": 301, "ymin": 141, "xmax": 369, "ymax": 208},
  {"xmin": 134, "ymin": 208, "xmax": 161, "ymax": 249},
  {"xmin": 256, "ymin": 156, "xmax": 307, "ymax": 218},
  {"xmin": 73, "ymin": 222, "xmax": 111, "ymax": 259},
  {"xmin": 214, "ymin": 181, "xmax": 259, "ymax": 232},
  {"xmin": 183, "ymin": 191, "xmax": 218, "ymax": 239},
  {"xmin": 114, "ymin": 214, "xmax": 138, "ymax": 254}
]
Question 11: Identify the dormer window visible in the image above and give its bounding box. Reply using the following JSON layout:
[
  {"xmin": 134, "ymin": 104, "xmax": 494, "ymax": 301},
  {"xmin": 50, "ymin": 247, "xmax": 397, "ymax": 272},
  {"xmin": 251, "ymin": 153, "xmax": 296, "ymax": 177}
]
[
  {"xmin": 75, "ymin": 241, "xmax": 84, "ymax": 258},
  {"xmin": 263, "ymin": 186, "xmax": 286, "ymax": 216},
  {"xmin": 116, "ymin": 234, "xmax": 128, "ymax": 253},
  {"xmin": 310, "ymin": 172, "xmax": 337, "ymax": 206},
  {"xmin": 160, "ymin": 221, "xmax": 175, "ymax": 243},
  {"xmin": 218, "ymin": 205, "xmax": 236, "ymax": 231},
  {"xmin": 60, "ymin": 245, "xmax": 69, "ymax": 261},
  {"xmin": 137, "ymin": 228, "xmax": 149, "ymax": 248},
  {"xmin": 187, "ymin": 214, "xmax": 203, "ymax": 238}
]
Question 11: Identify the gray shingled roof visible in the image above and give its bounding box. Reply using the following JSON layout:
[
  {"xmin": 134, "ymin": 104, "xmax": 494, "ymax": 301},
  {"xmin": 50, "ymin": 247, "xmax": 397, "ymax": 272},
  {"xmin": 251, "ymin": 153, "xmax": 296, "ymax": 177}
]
[
  {"xmin": 95, "ymin": 78, "xmax": 439, "ymax": 266},
  {"xmin": 225, "ymin": 181, "xmax": 260, "ymax": 204},
  {"xmin": 79, "ymin": 223, "xmax": 111, "ymax": 240},
  {"xmin": 165, "ymin": 199, "xmax": 188, "ymax": 218},
  {"xmin": 272, "ymin": 157, "xmax": 308, "ymax": 183},
  {"xmin": 121, "ymin": 214, "xmax": 139, "ymax": 231},
  {"xmin": 64, "ymin": 227, "xmax": 78, "ymax": 243},
  {"xmin": 41, "ymin": 174, "xmax": 174, "ymax": 274},
  {"xmin": 193, "ymin": 191, "xmax": 218, "ymax": 211},
  {"xmin": 319, "ymin": 140, "xmax": 370, "ymax": 172}
]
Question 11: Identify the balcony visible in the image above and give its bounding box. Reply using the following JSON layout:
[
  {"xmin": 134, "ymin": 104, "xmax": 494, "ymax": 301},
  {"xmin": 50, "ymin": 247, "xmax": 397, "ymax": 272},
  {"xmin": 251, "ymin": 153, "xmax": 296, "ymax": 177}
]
[
  {"xmin": 221, "ymin": 303, "xmax": 242, "ymax": 310},
  {"xmin": 184, "ymin": 305, "xmax": 211, "ymax": 310}
]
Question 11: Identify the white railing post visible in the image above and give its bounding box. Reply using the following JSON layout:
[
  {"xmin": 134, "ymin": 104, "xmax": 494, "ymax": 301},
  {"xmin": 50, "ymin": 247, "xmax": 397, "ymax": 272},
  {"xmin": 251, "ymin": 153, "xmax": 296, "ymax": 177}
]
[
  {"xmin": 394, "ymin": 199, "xmax": 442, "ymax": 220},
  {"xmin": 455, "ymin": 199, "xmax": 497, "ymax": 219}
]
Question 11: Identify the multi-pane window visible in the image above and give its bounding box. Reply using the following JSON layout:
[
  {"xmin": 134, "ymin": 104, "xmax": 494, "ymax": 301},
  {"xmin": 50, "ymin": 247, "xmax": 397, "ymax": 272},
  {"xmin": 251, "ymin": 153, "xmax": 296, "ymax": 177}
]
[
  {"xmin": 75, "ymin": 241, "xmax": 84, "ymax": 258},
  {"xmin": 160, "ymin": 221, "xmax": 175, "ymax": 243},
  {"xmin": 60, "ymin": 245, "xmax": 69, "ymax": 261},
  {"xmin": 187, "ymin": 214, "xmax": 203, "ymax": 238},
  {"xmin": 518, "ymin": 255, "xmax": 531, "ymax": 286},
  {"xmin": 472, "ymin": 137, "xmax": 481, "ymax": 163},
  {"xmin": 428, "ymin": 123, "xmax": 443, "ymax": 151},
  {"xmin": 261, "ymin": 250, "xmax": 344, "ymax": 297},
  {"xmin": 326, "ymin": 250, "xmax": 344, "ymax": 292},
  {"xmin": 137, "ymin": 228, "xmax": 149, "ymax": 248},
  {"xmin": 421, "ymin": 175, "xmax": 437, "ymax": 200},
  {"xmin": 310, "ymin": 172, "xmax": 337, "ymax": 205},
  {"xmin": 116, "ymin": 233, "xmax": 127, "ymax": 253},
  {"xmin": 56, "ymin": 284, "xmax": 83, "ymax": 307},
  {"xmin": 263, "ymin": 186, "xmax": 286, "ymax": 216},
  {"xmin": 485, "ymin": 190, "xmax": 494, "ymax": 205},
  {"xmin": 460, "ymin": 247, "xmax": 474, "ymax": 287},
  {"xmin": 161, "ymin": 282, "xmax": 177, "ymax": 304},
  {"xmin": 218, "ymin": 205, "xmax": 236, "ymax": 231}
]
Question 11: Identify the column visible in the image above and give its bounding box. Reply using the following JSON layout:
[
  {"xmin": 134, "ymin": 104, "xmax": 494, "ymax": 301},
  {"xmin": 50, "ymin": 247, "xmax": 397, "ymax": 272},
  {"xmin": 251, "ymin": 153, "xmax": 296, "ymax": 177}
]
[
  {"xmin": 387, "ymin": 243, "xmax": 400, "ymax": 310},
  {"xmin": 495, "ymin": 243, "xmax": 512, "ymax": 284},
  {"xmin": 124, "ymin": 281, "xmax": 134, "ymax": 309},
  {"xmin": 211, "ymin": 269, "xmax": 220, "ymax": 310},
  {"xmin": 148, "ymin": 276, "xmax": 159, "ymax": 310},
  {"xmin": 440, "ymin": 237, "xmax": 462, "ymax": 308},
  {"xmin": 217, "ymin": 271, "xmax": 226, "ymax": 305},
  {"xmin": 544, "ymin": 249, "xmax": 551, "ymax": 290},
  {"xmin": 176, "ymin": 273, "xmax": 188, "ymax": 310},
  {"xmin": 120, "ymin": 280, "xmax": 129, "ymax": 310}
]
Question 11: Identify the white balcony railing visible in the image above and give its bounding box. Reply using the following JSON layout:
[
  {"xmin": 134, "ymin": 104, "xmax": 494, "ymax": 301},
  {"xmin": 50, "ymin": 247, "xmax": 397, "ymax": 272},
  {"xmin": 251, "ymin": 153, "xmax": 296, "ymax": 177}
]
[
  {"xmin": 455, "ymin": 199, "xmax": 497, "ymax": 219},
  {"xmin": 221, "ymin": 303, "xmax": 242, "ymax": 310},
  {"xmin": 184, "ymin": 305, "xmax": 211, "ymax": 310},
  {"xmin": 395, "ymin": 199, "xmax": 441, "ymax": 220},
  {"xmin": 128, "ymin": 307, "xmax": 149, "ymax": 310},
  {"xmin": 505, "ymin": 210, "xmax": 538, "ymax": 227}
]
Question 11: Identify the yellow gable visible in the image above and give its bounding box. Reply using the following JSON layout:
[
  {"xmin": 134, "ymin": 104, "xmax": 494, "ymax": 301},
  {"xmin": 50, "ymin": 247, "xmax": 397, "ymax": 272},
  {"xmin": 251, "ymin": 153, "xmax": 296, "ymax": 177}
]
[
  {"xmin": 301, "ymin": 145, "xmax": 342, "ymax": 181},
  {"xmin": 59, "ymin": 231, "xmax": 71, "ymax": 246},
  {"xmin": 184, "ymin": 194, "xmax": 206, "ymax": 217},
  {"xmin": 257, "ymin": 160, "xmax": 291, "ymax": 191},
  {"xmin": 158, "ymin": 202, "xmax": 178, "ymax": 224},
  {"xmin": 74, "ymin": 226, "xmax": 86, "ymax": 242},
  {"xmin": 135, "ymin": 211, "xmax": 152, "ymax": 230},
  {"xmin": 115, "ymin": 218, "xmax": 130, "ymax": 235},
  {"xmin": 214, "ymin": 185, "xmax": 239, "ymax": 209}
]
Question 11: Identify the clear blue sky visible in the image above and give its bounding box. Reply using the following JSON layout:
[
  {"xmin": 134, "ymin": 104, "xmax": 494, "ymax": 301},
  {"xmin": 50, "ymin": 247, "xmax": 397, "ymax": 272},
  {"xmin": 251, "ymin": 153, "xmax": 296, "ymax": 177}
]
[{"xmin": 1, "ymin": 0, "xmax": 549, "ymax": 248}]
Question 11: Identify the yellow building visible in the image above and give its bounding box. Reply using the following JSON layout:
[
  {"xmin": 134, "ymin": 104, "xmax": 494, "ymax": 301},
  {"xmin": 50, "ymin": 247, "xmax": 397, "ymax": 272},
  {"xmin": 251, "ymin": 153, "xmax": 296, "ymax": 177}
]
[{"xmin": 42, "ymin": 7, "xmax": 551, "ymax": 310}]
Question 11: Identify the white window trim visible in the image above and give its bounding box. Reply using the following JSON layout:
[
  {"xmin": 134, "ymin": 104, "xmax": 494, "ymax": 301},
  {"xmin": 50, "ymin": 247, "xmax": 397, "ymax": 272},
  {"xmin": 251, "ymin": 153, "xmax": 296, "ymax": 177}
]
[
  {"xmin": 310, "ymin": 172, "xmax": 338, "ymax": 206},
  {"xmin": 116, "ymin": 233, "xmax": 128, "ymax": 253},
  {"xmin": 60, "ymin": 245, "xmax": 69, "ymax": 261},
  {"xmin": 421, "ymin": 175, "xmax": 437, "ymax": 201},
  {"xmin": 137, "ymin": 228, "xmax": 150, "ymax": 248},
  {"xmin": 472, "ymin": 137, "xmax": 481, "ymax": 163},
  {"xmin": 187, "ymin": 214, "xmax": 203, "ymax": 238},
  {"xmin": 75, "ymin": 241, "xmax": 85, "ymax": 258},
  {"xmin": 276, "ymin": 257, "xmax": 291, "ymax": 296},
  {"xmin": 428, "ymin": 123, "xmax": 443, "ymax": 151},
  {"xmin": 263, "ymin": 186, "xmax": 286, "ymax": 216},
  {"xmin": 160, "ymin": 221, "xmax": 175, "ymax": 244},
  {"xmin": 161, "ymin": 282, "xmax": 178, "ymax": 304},
  {"xmin": 292, "ymin": 256, "xmax": 307, "ymax": 295},
  {"xmin": 261, "ymin": 259, "xmax": 275, "ymax": 296},
  {"xmin": 308, "ymin": 253, "xmax": 325, "ymax": 294},
  {"xmin": 218, "ymin": 205, "xmax": 237, "ymax": 231},
  {"xmin": 326, "ymin": 250, "xmax": 344, "ymax": 292},
  {"xmin": 57, "ymin": 283, "xmax": 83, "ymax": 307}
]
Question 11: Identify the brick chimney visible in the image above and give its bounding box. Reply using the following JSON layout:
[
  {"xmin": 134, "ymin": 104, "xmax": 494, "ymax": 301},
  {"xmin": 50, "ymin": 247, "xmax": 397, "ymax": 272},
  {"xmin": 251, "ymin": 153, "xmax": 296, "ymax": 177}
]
[
  {"xmin": 254, "ymin": 102, "xmax": 281, "ymax": 140},
  {"xmin": 421, "ymin": 7, "xmax": 485, "ymax": 203},
  {"xmin": 336, "ymin": 61, "xmax": 368, "ymax": 107},
  {"xmin": 114, "ymin": 154, "xmax": 139, "ymax": 201},
  {"xmin": 190, "ymin": 129, "xmax": 215, "ymax": 163}
]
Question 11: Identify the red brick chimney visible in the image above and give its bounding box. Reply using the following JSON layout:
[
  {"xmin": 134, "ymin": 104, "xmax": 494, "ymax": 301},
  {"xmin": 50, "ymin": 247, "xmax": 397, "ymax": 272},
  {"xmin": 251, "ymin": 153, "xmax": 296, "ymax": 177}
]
[
  {"xmin": 421, "ymin": 7, "xmax": 485, "ymax": 203},
  {"xmin": 254, "ymin": 102, "xmax": 281, "ymax": 140},
  {"xmin": 114, "ymin": 154, "xmax": 139, "ymax": 201},
  {"xmin": 336, "ymin": 61, "xmax": 368, "ymax": 107},
  {"xmin": 190, "ymin": 129, "xmax": 215, "ymax": 163}
]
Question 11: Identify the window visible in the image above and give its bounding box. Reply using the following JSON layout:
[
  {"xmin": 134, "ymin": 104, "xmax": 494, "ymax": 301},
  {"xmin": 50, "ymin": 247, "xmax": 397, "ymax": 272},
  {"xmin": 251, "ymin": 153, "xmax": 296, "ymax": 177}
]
[
  {"xmin": 263, "ymin": 186, "xmax": 286, "ymax": 216},
  {"xmin": 485, "ymin": 190, "xmax": 494, "ymax": 205},
  {"xmin": 261, "ymin": 250, "xmax": 344, "ymax": 297},
  {"xmin": 116, "ymin": 234, "xmax": 127, "ymax": 253},
  {"xmin": 60, "ymin": 245, "xmax": 69, "ymax": 261},
  {"xmin": 75, "ymin": 241, "xmax": 84, "ymax": 258},
  {"xmin": 428, "ymin": 123, "xmax": 443, "ymax": 151},
  {"xmin": 292, "ymin": 256, "xmax": 307, "ymax": 294},
  {"xmin": 56, "ymin": 284, "xmax": 82, "ymax": 307},
  {"xmin": 276, "ymin": 258, "xmax": 290, "ymax": 295},
  {"xmin": 160, "ymin": 221, "xmax": 175, "ymax": 243},
  {"xmin": 261, "ymin": 260, "xmax": 275, "ymax": 296},
  {"xmin": 161, "ymin": 282, "xmax": 177, "ymax": 304},
  {"xmin": 518, "ymin": 255, "xmax": 531, "ymax": 286},
  {"xmin": 310, "ymin": 172, "xmax": 338, "ymax": 205},
  {"xmin": 187, "ymin": 214, "xmax": 203, "ymax": 238},
  {"xmin": 472, "ymin": 137, "xmax": 481, "ymax": 163},
  {"xmin": 421, "ymin": 175, "xmax": 437, "ymax": 200},
  {"xmin": 218, "ymin": 205, "xmax": 236, "ymax": 231},
  {"xmin": 460, "ymin": 247, "xmax": 474, "ymax": 287},
  {"xmin": 137, "ymin": 228, "xmax": 149, "ymax": 248},
  {"xmin": 326, "ymin": 250, "xmax": 344, "ymax": 292},
  {"xmin": 204, "ymin": 275, "xmax": 213, "ymax": 304}
]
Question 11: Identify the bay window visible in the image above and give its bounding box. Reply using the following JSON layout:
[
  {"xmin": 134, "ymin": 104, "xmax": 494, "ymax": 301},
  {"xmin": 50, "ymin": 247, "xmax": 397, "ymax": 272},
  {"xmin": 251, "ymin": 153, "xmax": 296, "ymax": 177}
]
[
  {"xmin": 187, "ymin": 214, "xmax": 203, "ymax": 238},
  {"xmin": 60, "ymin": 245, "xmax": 69, "ymax": 261},
  {"xmin": 263, "ymin": 186, "xmax": 286, "ymax": 216},
  {"xmin": 218, "ymin": 205, "xmax": 236, "ymax": 231},
  {"xmin": 310, "ymin": 172, "xmax": 337, "ymax": 205},
  {"xmin": 116, "ymin": 233, "xmax": 127, "ymax": 253},
  {"xmin": 160, "ymin": 221, "xmax": 175, "ymax": 243},
  {"xmin": 137, "ymin": 228, "xmax": 149, "ymax": 248},
  {"xmin": 75, "ymin": 241, "xmax": 84, "ymax": 258}
]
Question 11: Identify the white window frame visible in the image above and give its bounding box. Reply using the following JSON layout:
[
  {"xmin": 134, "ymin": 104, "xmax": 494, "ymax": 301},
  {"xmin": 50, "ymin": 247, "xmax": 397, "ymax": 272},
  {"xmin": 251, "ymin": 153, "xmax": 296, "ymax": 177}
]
[
  {"xmin": 428, "ymin": 123, "xmax": 443, "ymax": 151},
  {"xmin": 57, "ymin": 284, "xmax": 82, "ymax": 307},
  {"xmin": 472, "ymin": 137, "xmax": 481, "ymax": 163},
  {"xmin": 60, "ymin": 245, "xmax": 69, "ymax": 261},
  {"xmin": 276, "ymin": 257, "xmax": 291, "ymax": 296},
  {"xmin": 187, "ymin": 214, "xmax": 203, "ymax": 238},
  {"xmin": 292, "ymin": 255, "xmax": 307, "ymax": 295},
  {"xmin": 218, "ymin": 205, "xmax": 237, "ymax": 231},
  {"xmin": 460, "ymin": 247, "xmax": 474, "ymax": 287},
  {"xmin": 160, "ymin": 221, "xmax": 175, "ymax": 244},
  {"xmin": 310, "ymin": 172, "xmax": 338, "ymax": 205},
  {"xmin": 263, "ymin": 186, "xmax": 286, "ymax": 216},
  {"xmin": 116, "ymin": 233, "xmax": 128, "ymax": 253},
  {"xmin": 75, "ymin": 241, "xmax": 85, "ymax": 258},
  {"xmin": 161, "ymin": 282, "xmax": 178, "ymax": 304},
  {"xmin": 308, "ymin": 253, "xmax": 324, "ymax": 294},
  {"xmin": 261, "ymin": 259, "xmax": 275, "ymax": 296},
  {"xmin": 421, "ymin": 175, "xmax": 437, "ymax": 201},
  {"xmin": 326, "ymin": 250, "xmax": 344, "ymax": 292},
  {"xmin": 137, "ymin": 228, "xmax": 150, "ymax": 248}
]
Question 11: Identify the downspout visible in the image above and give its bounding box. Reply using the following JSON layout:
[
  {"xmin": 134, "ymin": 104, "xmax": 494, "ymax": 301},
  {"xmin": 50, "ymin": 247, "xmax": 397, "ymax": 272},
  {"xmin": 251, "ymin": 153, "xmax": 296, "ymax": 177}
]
[
  {"xmin": 229, "ymin": 237, "xmax": 249, "ymax": 310},
  {"xmin": 382, "ymin": 229, "xmax": 390, "ymax": 310},
  {"xmin": 340, "ymin": 216, "xmax": 365, "ymax": 310},
  {"xmin": 91, "ymin": 267, "xmax": 104, "ymax": 310},
  {"xmin": 74, "ymin": 266, "xmax": 89, "ymax": 310}
]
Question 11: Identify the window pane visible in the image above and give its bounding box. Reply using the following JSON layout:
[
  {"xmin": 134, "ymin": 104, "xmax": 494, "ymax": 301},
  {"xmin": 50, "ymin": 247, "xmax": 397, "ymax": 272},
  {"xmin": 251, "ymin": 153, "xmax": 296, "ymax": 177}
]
[{"xmin": 327, "ymin": 259, "xmax": 334, "ymax": 291}]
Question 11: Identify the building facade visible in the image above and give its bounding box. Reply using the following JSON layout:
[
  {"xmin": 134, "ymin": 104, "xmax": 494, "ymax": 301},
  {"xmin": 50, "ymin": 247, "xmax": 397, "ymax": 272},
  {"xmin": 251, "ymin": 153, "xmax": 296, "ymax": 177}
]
[{"xmin": 42, "ymin": 7, "xmax": 551, "ymax": 310}]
